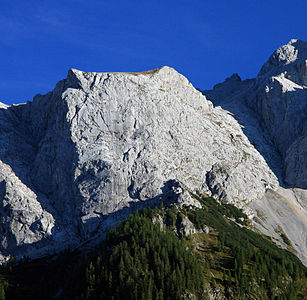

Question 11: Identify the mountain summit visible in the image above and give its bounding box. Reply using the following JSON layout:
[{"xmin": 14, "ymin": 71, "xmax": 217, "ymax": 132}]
[
  {"xmin": 0, "ymin": 41, "xmax": 306, "ymax": 266},
  {"xmin": 204, "ymin": 39, "xmax": 307, "ymax": 264}
]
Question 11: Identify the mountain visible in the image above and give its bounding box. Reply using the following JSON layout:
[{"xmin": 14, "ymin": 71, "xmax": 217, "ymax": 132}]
[
  {"xmin": 204, "ymin": 39, "xmax": 307, "ymax": 265},
  {"xmin": 0, "ymin": 40, "xmax": 306, "ymax": 270},
  {"xmin": 2, "ymin": 196, "xmax": 306, "ymax": 299}
]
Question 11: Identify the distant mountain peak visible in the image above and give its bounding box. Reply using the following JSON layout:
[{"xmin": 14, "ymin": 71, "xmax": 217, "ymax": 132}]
[{"xmin": 258, "ymin": 38, "xmax": 307, "ymax": 78}]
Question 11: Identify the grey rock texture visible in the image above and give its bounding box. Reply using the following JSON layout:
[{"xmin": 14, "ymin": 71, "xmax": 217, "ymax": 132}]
[
  {"xmin": 0, "ymin": 40, "xmax": 306, "ymax": 265},
  {"xmin": 0, "ymin": 66, "xmax": 278, "ymax": 261},
  {"xmin": 204, "ymin": 39, "xmax": 307, "ymax": 265},
  {"xmin": 176, "ymin": 216, "xmax": 198, "ymax": 237},
  {"xmin": 249, "ymin": 39, "xmax": 307, "ymax": 188},
  {"xmin": 250, "ymin": 187, "xmax": 307, "ymax": 265},
  {"xmin": 205, "ymin": 39, "xmax": 307, "ymax": 189},
  {"xmin": 151, "ymin": 214, "xmax": 165, "ymax": 231}
]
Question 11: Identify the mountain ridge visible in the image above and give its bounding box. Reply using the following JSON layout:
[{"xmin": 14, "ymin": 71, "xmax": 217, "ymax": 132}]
[
  {"xmin": 0, "ymin": 40, "xmax": 306, "ymax": 267},
  {"xmin": 204, "ymin": 39, "xmax": 307, "ymax": 265}
]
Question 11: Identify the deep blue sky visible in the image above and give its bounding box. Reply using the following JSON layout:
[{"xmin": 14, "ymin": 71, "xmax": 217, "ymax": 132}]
[{"xmin": 1, "ymin": 0, "xmax": 306, "ymax": 104}]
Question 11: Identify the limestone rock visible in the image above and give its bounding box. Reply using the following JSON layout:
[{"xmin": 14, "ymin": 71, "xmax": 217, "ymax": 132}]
[
  {"xmin": 248, "ymin": 39, "xmax": 307, "ymax": 188},
  {"xmin": 205, "ymin": 40, "xmax": 307, "ymax": 190},
  {"xmin": 0, "ymin": 66, "xmax": 278, "ymax": 260},
  {"xmin": 151, "ymin": 214, "xmax": 165, "ymax": 231},
  {"xmin": 284, "ymin": 134, "xmax": 307, "ymax": 187},
  {"xmin": 250, "ymin": 187, "xmax": 307, "ymax": 265},
  {"xmin": 258, "ymin": 39, "xmax": 307, "ymax": 85},
  {"xmin": 203, "ymin": 39, "xmax": 307, "ymax": 265},
  {"xmin": 201, "ymin": 225, "xmax": 210, "ymax": 234},
  {"xmin": 176, "ymin": 216, "xmax": 198, "ymax": 237}
]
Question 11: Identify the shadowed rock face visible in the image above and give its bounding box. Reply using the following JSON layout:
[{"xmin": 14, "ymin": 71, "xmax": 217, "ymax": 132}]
[
  {"xmin": 0, "ymin": 41, "xmax": 306, "ymax": 265},
  {"xmin": 250, "ymin": 39, "xmax": 307, "ymax": 188},
  {"xmin": 204, "ymin": 39, "xmax": 307, "ymax": 265},
  {"xmin": 205, "ymin": 39, "xmax": 307, "ymax": 189},
  {"xmin": 0, "ymin": 66, "xmax": 279, "ymax": 260}
]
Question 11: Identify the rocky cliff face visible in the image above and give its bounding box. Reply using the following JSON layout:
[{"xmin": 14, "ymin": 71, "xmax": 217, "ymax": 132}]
[
  {"xmin": 0, "ymin": 66, "xmax": 278, "ymax": 261},
  {"xmin": 204, "ymin": 39, "xmax": 307, "ymax": 265},
  {"xmin": 0, "ymin": 40, "xmax": 306, "ymax": 266},
  {"xmin": 249, "ymin": 39, "xmax": 307, "ymax": 188}
]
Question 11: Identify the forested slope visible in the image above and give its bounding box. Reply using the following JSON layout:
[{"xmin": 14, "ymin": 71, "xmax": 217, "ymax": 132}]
[{"xmin": 0, "ymin": 196, "xmax": 306, "ymax": 299}]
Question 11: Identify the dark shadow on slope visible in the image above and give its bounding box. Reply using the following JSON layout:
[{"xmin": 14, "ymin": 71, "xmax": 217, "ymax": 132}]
[
  {"xmin": 75, "ymin": 179, "xmax": 189, "ymax": 250},
  {"xmin": 0, "ymin": 87, "xmax": 84, "ymax": 259},
  {"xmin": 258, "ymin": 39, "xmax": 307, "ymax": 81},
  {"xmin": 203, "ymin": 77, "xmax": 287, "ymax": 188},
  {"xmin": 0, "ymin": 101, "xmax": 189, "ymax": 260}
]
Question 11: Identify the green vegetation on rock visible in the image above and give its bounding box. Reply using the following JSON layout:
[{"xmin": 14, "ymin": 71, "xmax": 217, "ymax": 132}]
[{"xmin": 0, "ymin": 196, "xmax": 306, "ymax": 299}]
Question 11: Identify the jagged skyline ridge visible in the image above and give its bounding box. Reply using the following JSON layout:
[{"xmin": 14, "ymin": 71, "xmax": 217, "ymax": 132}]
[
  {"xmin": 1, "ymin": 0, "xmax": 306, "ymax": 104},
  {"xmin": 0, "ymin": 40, "xmax": 306, "ymax": 266}
]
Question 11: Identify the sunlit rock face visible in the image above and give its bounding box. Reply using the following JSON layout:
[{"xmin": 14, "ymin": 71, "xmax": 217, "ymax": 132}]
[
  {"xmin": 249, "ymin": 39, "xmax": 307, "ymax": 188},
  {"xmin": 204, "ymin": 39, "xmax": 307, "ymax": 265},
  {"xmin": 0, "ymin": 40, "xmax": 306, "ymax": 265},
  {"xmin": 0, "ymin": 66, "xmax": 278, "ymax": 260}
]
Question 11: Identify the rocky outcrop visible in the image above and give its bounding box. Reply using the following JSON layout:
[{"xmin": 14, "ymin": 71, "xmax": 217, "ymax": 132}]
[
  {"xmin": 204, "ymin": 39, "xmax": 307, "ymax": 265},
  {"xmin": 0, "ymin": 66, "xmax": 278, "ymax": 260},
  {"xmin": 249, "ymin": 39, "xmax": 307, "ymax": 188},
  {"xmin": 0, "ymin": 40, "xmax": 305, "ymax": 264},
  {"xmin": 205, "ymin": 40, "xmax": 307, "ymax": 189}
]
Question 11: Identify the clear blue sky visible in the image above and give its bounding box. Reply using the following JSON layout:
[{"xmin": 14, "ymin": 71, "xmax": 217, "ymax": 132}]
[{"xmin": 1, "ymin": 0, "xmax": 306, "ymax": 104}]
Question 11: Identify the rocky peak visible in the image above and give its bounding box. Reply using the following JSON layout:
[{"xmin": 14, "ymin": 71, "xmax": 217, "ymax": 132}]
[
  {"xmin": 0, "ymin": 65, "xmax": 279, "ymax": 261},
  {"xmin": 246, "ymin": 40, "xmax": 307, "ymax": 188},
  {"xmin": 203, "ymin": 39, "xmax": 307, "ymax": 265},
  {"xmin": 258, "ymin": 39, "xmax": 307, "ymax": 86}
]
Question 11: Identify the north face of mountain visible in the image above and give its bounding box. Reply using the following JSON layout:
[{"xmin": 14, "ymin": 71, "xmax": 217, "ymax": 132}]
[{"xmin": 0, "ymin": 66, "xmax": 278, "ymax": 261}]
